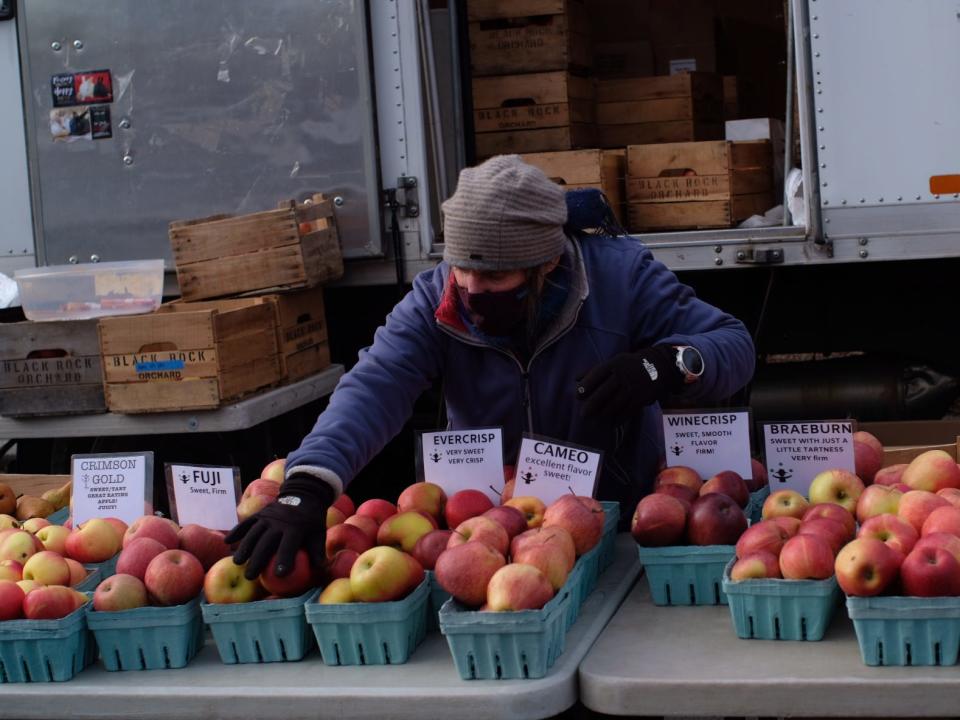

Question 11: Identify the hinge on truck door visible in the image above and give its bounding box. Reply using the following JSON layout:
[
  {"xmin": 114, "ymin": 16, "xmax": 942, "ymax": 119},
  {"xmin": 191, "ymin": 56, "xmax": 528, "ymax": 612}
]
[
  {"xmin": 734, "ymin": 247, "xmax": 784, "ymax": 265},
  {"xmin": 384, "ymin": 175, "xmax": 419, "ymax": 218}
]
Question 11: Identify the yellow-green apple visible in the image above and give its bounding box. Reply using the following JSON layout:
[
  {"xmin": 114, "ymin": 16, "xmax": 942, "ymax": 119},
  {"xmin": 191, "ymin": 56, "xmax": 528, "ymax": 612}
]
[
  {"xmin": 412, "ymin": 529, "xmax": 453, "ymax": 571},
  {"xmin": 874, "ymin": 464, "xmax": 908, "ymax": 486},
  {"xmin": 177, "ymin": 524, "xmax": 231, "ymax": 571},
  {"xmin": 319, "ymin": 578, "xmax": 354, "ymax": 604},
  {"xmin": 734, "ymin": 520, "xmax": 787, "ymax": 559},
  {"xmin": 434, "ymin": 542, "xmax": 505, "ymax": 607},
  {"xmin": 326, "ymin": 506, "xmax": 347, "ymax": 527},
  {"xmin": 655, "ymin": 482, "xmax": 697, "ymax": 507},
  {"xmin": 116, "ymin": 537, "xmax": 167, "ymax": 580},
  {"xmin": 761, "ymin": 490, "xmax": 809, "ymax": 520},
  {"xmin": 835, "ymin": 537, "xmax": 902, "ymax": 596},
  {"xmin": 103, "ymin": 518, "xmax": 129, "ymax": 540},
  {"xmin": 260, "ymin": 549, "xmax": 313, "ymax": 597},
  {"xmin": 35, "ymin": 525, "xmax": 69, "ymax": 555},
  {"xmin": 898, "ymin": 490, "xmax": 950, "ymax": 533},
  {"xmin": 447, "ymin": 516, "xmax": 510, "ymax": 556},
  {"xmin": 853, "ymin": 431, "xmax": 884, "ymax": 484},
  {"xmin": 901, "ymin": 544, "xmax": 960, "ymax": 596},
  {"xmin": 797, "ymin": 518, "xmax": 848, "ymax": 555},
  {"xmin": 501, "ymin": 478, "xmax": 516, "ymax": 504},
  {"xmin": 730, "ymin": 550, "xmax": 781, "ymax": 580},
  {"xmin": 543, "ymin": 495, "xmax": 602, "ymax": 555},
  {"xmin": 397, "ymin": 482, "xmax": 447, "ymax": 523},
  {"xmin": 65, "ymin": 558, "xmax": 87, "ymax": 586},
  {"xmin": 444, "ymin": 490, "xmax": 494, "ymax": 530},
  {"xmin": 325, "ymin": 523, "xmax": 374, "ymax": 559},
  {"xmin": 808, "ymin": 469, "xmax": 865, "ymax": 514},
  {"xmin": 511, "ymin": 539, "xmax": 571, "ymax": 590},
  {"xmin": 902, "ymin": 450, "xmax": 960, "ymax": 493},
  {"xmin": 377, "ymin": 511, "xmax": 438, "ymax": 554},
  {"xmin": 922, "ymin": 506, "xmax": 960, "ymax": 537},
  {"xmin": 23, "ymin": 585, "xmax": 77, "ymax": 619},
  {"xmin": 260, "ymin": 458, "xmax": 286, "ymax": 483},
  {"xmin": 686, "ymin": 494, "xmax": 747, "ymax": 547},
  {"xmin": 65, "ymin": 518, "xmax": 121, "ymax": 563},
  {"xmin": 631, "ymin": 494, "xmax": 687, "ymax": 547},
  {"xmin": 855, "ymin": 484, "xmax": 903, "ymax": 524},
  {"xmin": 349, "ymin": 546, "xmax": 424, "ymax": 603},
  {"xmin": 700, "ymin": 471, "xmax": 750, "ymax": 508},
  {"xmin": 0, "ymin": 559, "xmax": 22, "ymax": 582},
  {"xmin": 69, "ymin": 588, "xmax": 89, "ymax": 611},
  {"xmin": 242, "ymin": 479, "xmax": 280, "ymax": 503},
  {"xmin": 486, "ymin": 564, "xmax": 554, "ymax": 611},
  {"xmin": 745, "ymin": 458, "xmax": 769, "ymax": 492},
  {"xmin": 938, "ymin": 488, "xmax": 960, "ymax": 509},
  {"xmin": 0, "ymin": 579, "xmax": 24, "ymax": 620},
  {"xmin": 0, "ymin": 484, "xmax": 14, "ymax": 516},
  {"xmin": 144, "ymin": 549, "xmax": 204, "ymax": 606},
  {"xmin": 16, "ymin": 579, "xmax": 41, "ymax": 595},
  {"xmin": 21, "ymin": 518, "xmax": 50, "ymax": 534},
  {"xmin": 654, "ymin": 466, "xmax": 703, "ymax": 494},
  {"xmin": 22, "ymin": 551, "xmax": 70, "ymax": 586},
  {"xmin": 93, "ymin": 573, "xmax": 148, "ymax": 612},
  {"xmin": 328, "ymin": 549, "xmax": 359, "ymax": 579},
  {"xmin": 505, "ymin": 496, "xmax": 547, "ymax": 529},
  {"xmin": 858, "ymin": 514, "xmax": 918, "ymax": 556},
  {"xmin": 482, "ymin": 506, "xmax": 528, "ymax": 539},
  {"xmin": 802, "ymin": 503, "xmax": 856, "ymax": 540},
  {"xmin": 772, "ymin": 516, "xmax": 802, "ymax": 537},
  {"xmin": 332, "ymin": 493, "xmax": 355, "ymax": 517},
  {"xmin": 343, "ymin": 514, "xmax": 379, "ymax": 541},
  {"xmin": 236, "ymin": 494, "xmax": 274, "ymax": 522},
  {"xmin": 356, "ymin": 499, "xmax": 398, "ymax": 526},
  {"xmin": 204, "ymin": 557, "xmax": 262, "ymax": 603},
  {"xmin": 123, "ymin": 515, "xmax": 179, "ymax": 550},
  {"xmin": 779, "ymin": 534, "xmax": 834, "ymax": 580},
  {"xmin": 0, "ymin": 529, "xmax": 41, "ymax": 564},
  {"xmin": 511, "ymin": 527, "xmax": 576, "ymax": 570},
  {"xmin": 0, "ymin": 514, "xmax": 19, "ymax": 531}
]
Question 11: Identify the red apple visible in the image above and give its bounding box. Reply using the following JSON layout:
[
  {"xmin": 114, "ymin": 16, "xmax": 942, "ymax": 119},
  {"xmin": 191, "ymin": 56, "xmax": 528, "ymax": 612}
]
[
  {"xmin": 686, "ymin": 494, "xmax": 747, "ymax": 547},
  {"xmin": 93, "ymin": 574, "xmax": 149, "ymax": 612},
  {"xmin": 0, "ymin": 559, "xmax": 22, "ymax": 582},
  {"xmin": 653, "ymin": 466, "xmax": 702, "ymax": 494},
  {"xmin": 802, "ymin": 503, "xmax": 856, "ymax": 540},
  {"xmin": 116, "ymin": 537, "xmax": 168, "ymax": 581},
  {"xmin": 241, "ymin": 479, "xmax": 280, "ymax": 502},
  {"xmin": 0, "ymin": 579, "xmax": 24, "ymax": 620},
  {"xmin": 512, "ymin": 538, "xmax": 572, "ymax": 591},
  {"xmin": 543, "ymin": 495, "xmax": 603, "ymax": 556},
  {"xmin": 328, "ymin": 549, "xmax": 359, "ymax": 579},
  {"xmin": 355, "ymin": 499, "xmax": 398, "ymax": 526},
  {"xmin": 745, "ymin": 458, "xmax": 769, "ymax": 492},
  {"xmin": 858, "ymin": 513, "xmax": 919, "ymax": 556},
  {"xmin": 729, "ymin": 551, "xmax": 781, "ymax": 581},
  {"xmin": 902, "ymin": 450, "xmax": 960, "ymax": 493},
  {"xmin": 510, "ymin": 527, "xmax": 576, "ymax": 571},
  {"xmin": 735, "ymin": 521, "xmax": 787, "ymax": 559},
  {"xmin": 343, "ymin": 514, "xmax": 379, "ymax": 541},
  {"xmin": 772, "ymin": 516, "xmax": 802, "ymax": 537},
  {"xmin": 631, "ymin": 494, "xmax": 687, "ymax": 547},
  {"xmin": 434, "ymin": 542, "xmax": 505, "ymax": 607},
  {"xmin": 922, "ymin": 505, "xmax": 960, "ymax": 538},
  {"xmin": 779, "ymin": 534, "xmax": 834, "ymax": 580},
  {"xmin": 654, "ymin": 482, "xmax": 697, "ymax": 507},
  {"xmin": 259, "ymin": 458, "xmax": 285, "ymax": 483},
  {"xmin": 349, "ymin": 546, "xmax": 424, "ymax": 603},
  {"xmin": 412, "ymin": 529, "xmax": 454, "ymax": 571},
  {"xmin": 482, "ymin": 506, "xmax": 528, "ymax": 539},
  {"xmin": 700, "ymin": 470, "xmax": 749, "ymax": 508},
  {"xmin": 874, "ymin": 464, "xmax": 908, "ymax": 487},
  {"xmin": 916, "ymin": 532, "xmax": 960, "ymax": 564},
  {"xmin": 177, "ymin": 524, "xmax": 232, "ymax": 571},
  {"xmin": 486, "ymin": 564, "xmax": 554, "ymax": 611},
  {"xmin": 23, "ymin": 585, "xmax": 77, "ymax": 620},
  {"xmin": 901, "ymin": 545, "xmax": 960, "ymax": 596},
  {"xmin": 853, "ymin": 431, "xmax": 884, "ymax": 484},
  {"xmin": 123, "ymin": 516, "xmax": 179, "ymax": 551},
  {"xmin": 260, "ymin": 549, "xmax": 314, "ymax": 597},
  {"xmin": 855, "ymin": 484, "xmax": 903, "ymax": 524},
  {"xmin": 397, "ymin": 482, "xmax": 446, "ymax": 523},
  {"xmin": 444, "ymin": 490, "xmax": 494, "ymax": 530},
  {"xmin": 447, "ymin": 516, "xmax": 510, "ymax": 556},
  {"xmin": 808, "ymin": 469, "xmax": 865, "ymax": 514},
  {"xmin": 144, "ymin": 550, "xmax": 205, "ymax": 606},
  {"xmin": 797, "ymin": 518, "xmax": 848, "ymax": 555},
  {"xmin": 326, "ymin": 506, "xmax": 346, "ymax": 527},
  {"xmin": 65, "ymin": 558, "xmax": 87, "ymax": 587},
  {"xmin": 938, "ymin": 488, "xmax": 960, "ymax": 509},
  {"xmin": 834, "ymin": 537, "xmax": 902, "ymax": 596},
  {"xmin": 899, "ymin": 490, "xmax": 950, "ymax": 534},
  {"xmin": 236, "ymin": 495, "xmax": 273, "ymax": 522},
  {"xmin": 332, "ymin": 493, "xmax": 356, "ymax": 517},
  {"xmin": 325, "ymin": 523, "xmax": 375, "ymax": 559},
  {"xmin": 761, "ymin": 490, "xmax": 809, "ymax": 520}
]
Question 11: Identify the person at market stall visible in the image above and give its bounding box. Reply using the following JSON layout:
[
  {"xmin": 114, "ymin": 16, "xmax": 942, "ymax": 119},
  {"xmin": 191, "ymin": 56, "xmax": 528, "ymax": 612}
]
[{"xmin": 226, "ymin": 154, "xmax": 756, "ymax": 578}]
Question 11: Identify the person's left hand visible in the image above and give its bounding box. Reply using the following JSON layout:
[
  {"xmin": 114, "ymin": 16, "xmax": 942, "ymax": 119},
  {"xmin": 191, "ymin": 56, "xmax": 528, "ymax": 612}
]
[{"xmin": 577, "ymin": 345, "xmax": 682, "ymax": 424}]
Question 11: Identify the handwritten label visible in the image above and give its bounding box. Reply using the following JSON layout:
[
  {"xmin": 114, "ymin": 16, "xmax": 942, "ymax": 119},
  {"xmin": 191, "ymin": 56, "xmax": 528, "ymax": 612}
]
[
  {"xmin": 419, "ymin": 428, "xmax": 504, "ymax": 504},
  {"xmin": 762, "ymin": 420, "xmax": 856, "ymax": 495},
  {"xmin": 513, "ymin": 436, "xmax": 601, "ymax": 505},
  {"xmin": 72, "ymin": 452, "xmax": 153, "ymax": 525},
  {"xmin": 662, "ymin": 410, "xmax": 753, "ymax": 479},
  {"xmin": 165, "ymin": 464, "xmax": 240, "ymax": 531}
]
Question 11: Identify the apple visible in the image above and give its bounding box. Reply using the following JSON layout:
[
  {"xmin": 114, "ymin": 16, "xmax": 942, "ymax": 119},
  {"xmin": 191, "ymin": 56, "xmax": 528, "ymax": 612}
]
[
  {"xmin": 797, "ymin": 518, "xmax": 849, "ymax": 555},
  {"xmin": 325, "ymin": 523, "xmax": 375, "ymax": 559},
  {"xmin": 729, "ymin": 551, "xmax": 781, "ymax": 581},
  {"xmin": 144, "ymin": 549, "xmax": 204, "ymax": 606},
  {"xmin": 397, "ymin": 482, "xmax": 447, "ymax": 523},
  {"xmin": 444, "ymin": 490, "xmax": 494, "ymax": 529},
  {"xmin": 242, "ymin": 479, "xmax": 280, "ymax": 502},
  {"xmin": 772, "ymin": 516, "xmax": 802, "ymax": 537},
  {"xmin": 512, "ymin": 538, "xmax": 572, "ymax": 590},
  {"xmin": 0, "ymin": 579, "xmax": 24, "ymax": 620},
  {"xmin": 65, "ymin": 558, "xmax": 87, "ymax": 586},
  {"xmin": 505, "ymin": 496, "xmax": 547, "ymax": 529},
  {"xmin": 332, "ymin": 493, "xmax": 355, "ymax": 517},
  {"xmin": 21, "ymin": 518, "xmax": 50, "ymax": 534},
  {"xmin": 482, "ymin": 506, "xmax": 529, "ymax": 539},
  {"xmin": 65, "ymin": 519, "xmax": 121, "ymax": 563},
  {"xmin": 349, "ymin": 546, "xmax": 424, "ymax": 603},
  {"xmin": 745, "ymin": 458, "xmax": 769, "ymax": 492},
  {"xmin": 260, "ymin": 549, "xmax": 314, "ymax": 597},
  {"xmin": 23, "ymin": 585, "xmax": 77, "ymax": 620},
  {"xmin": 319, "ymin": 578, "xmax": 354, "ymax": 604},
  {"xmin": 761, "ymin": 490, "xmax": 809, "ymax": 520},
  {"xmin": 0, "ymin": 529, "xmax": 41, "ymax": 564},
  {"xmin": 177, "ymin": 524, "xmax": 232, "ymax": 571},
  {"xmin": 543, "ymin": 495, "xmax": 603, "ymax": 556},
  {"xmin": 103, "ymin": 517, "xmax": 129, "ymax": 539},
  {"xmin": 501, "ymin": 478, "xmax": 516, "ymax": 504},
  {"xmin": 808, "ymin": 469, "xmax": 865, "ymax": 514},
  {"xmin": 0, "ymin": 484, "xmax": 15, "ymax": 517},
  {"xmin": 834, "ymin": 537, "xmax": 902, "ymax": 596},
  {"xmin": 916, "ymin": 532, "xmax": 960, "ymax": 564},
  {"xmin": 901, "ymin": 545, "xmax": 960, "ymax": 596},
  {"xmin": 123, "ymin": 516, "xmax": 179, "ymax": 550},
  {"xmin": 344, "ymin": 514, "xmax": 379, "ymax": 541},
  {"xmin": 116, "ymin": 537, "xmax": 168, "ymax": 580},
  {"xmin": 735, "ymin": 521, "xmax": 787, "ymax": 559},
  {"xmin": 858, "ymin": 514, "xmax": 919, "ymax": 556},
  {"xmin": 898, "ymin": 490, "xmax": 950, "ymax": 534},
  {"xmin": 856, "ymin": 484, "xmax": 903, "ymax": 524},
  {"xmin": 69, "ymin": 588, "xmax": 90, "ymax": 611},
  {"xmin": 700, "ymin": 470, "xmax": 750, "ymax": 508},
  {"xmin": 354, "ymin": 499, "xmax": 397, "ymax": 526},
  {"xmin": 204, "ymin": 557, "xmax": 262, "ymax": 604},
  {"xmin": 874, "ymin": 464, "xmax": 908, "ymax": 487},
  {"xmin": 853, "ymin": 431, "xmax": 884, "ymax": 484},
  {"xmin": 631, "ymin": 494, "xmax": 687, "ymax": 547},
  {"xmin": 22, "ymin": 551, "xmax": 70, "ymax": 586},
  {"xmin": 260, "ymin": 458, "xmax": 286, "ymax": 483},
  {"xmin": 779, "ymin": 534, "xmax": 834, "ymax": 580},
  {"xmin": 447, "ymin": 516, "xmax": 510, "ymax": 556},
  {"xmin": 486, "ymin": 564, "xmax": 554, "ymax": 611},
  {"xmin": 902, "ymin": 450, "xmax": 960, "ymax": 493},
  {"xmin": 653, "ymin": 466, "xmax": 702, "ymax": 494},
  {"xmin": 921, "ymin": 505, "xmax": 960, "ymax": 538},
  {"xmin": 0, "ymin": 515, "xmax": 19, "ymax": 531},
  {"xmin": 686, "ymin": 494, "xmax": 747, "ymax": 547},
  {"xmin": 236, "ymin": 495, "xmax": 273, "ymax": 522},
  {"xmin": 35, "ymin": 525, "xmax": 70, "ymax": 555},
  {"xmin": 16, "ymin": 579, "xmax": 41, "ymax": 595},
  {"xmin": 654, "ymin": 482, "xmax": 697, "ymax": 507},
  {"xmin": 328, "ymin": 549, "xmax": 359, "ymax": 579},
  {"xmin": 376, "ymin": 511, "xmax": 437, "ymax": 554},
  {"xmin": 938, "ymin": 488, "xmax": 960, "ymax": 509},
  {"xmin": 326, "ymin": 506, "xmax": 347, "ymax": 527},
  {"xmin": 93, "ymin": 574, "xmax": 149, "ymax": 612},
  {"xmin": 0, "ymin": 559, "xmax": 22, "ymax": 582},
  {"xmin": 434, "ymin": 542, "xmax": 505, "ymax": 607},
  {"xmin": 511, "ymin": 527, "xmax": 576, "ymax": 571},
  {"xmin": 412, "ymin": 529, "xmax": 454, "ymax": 571},
  {"xmin": 802, "ymin": 503, "xmax": 856, "ymax": 540}
]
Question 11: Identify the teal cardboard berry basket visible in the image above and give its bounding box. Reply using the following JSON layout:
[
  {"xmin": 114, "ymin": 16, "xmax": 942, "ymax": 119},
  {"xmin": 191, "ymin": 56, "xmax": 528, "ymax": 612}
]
[
  {"xmin": 638, "ymin": 543, "xmax": 736, "ymax": 606},
  {"xmin": 0, "ymin": 600, "xmax": 94, "ymax": 682},
  {"xmin": 846, "ymin": 595, "xmax": 960, "ymax": 666}
]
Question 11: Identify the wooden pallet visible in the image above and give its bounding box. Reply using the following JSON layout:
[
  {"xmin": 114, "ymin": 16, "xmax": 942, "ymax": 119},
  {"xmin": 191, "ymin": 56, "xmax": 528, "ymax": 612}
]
[
  {"xmin": 0, "ymin": 320, "xmax": 106, "ymax": 418},
  {"xmin": 520, "ymin": 148, "xmax": 626, "ymax": 224},
  {"xmin": 170, "ymin": 194, "xmax": 343, "ymax": 302}
]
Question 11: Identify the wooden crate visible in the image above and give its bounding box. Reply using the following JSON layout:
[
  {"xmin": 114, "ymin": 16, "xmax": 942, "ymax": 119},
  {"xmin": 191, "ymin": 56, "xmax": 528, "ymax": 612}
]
[
  {"xmin": 169, "ymin": 194, "xmax": 343, "ymax": 302},
  {"xmin": 626, "ymin": 140, "xmax": 774, "ymax": 231},
  {"xmin": 98, "ymin": 300, "xmax": 282, "ymax": 413},
  {"xmin": 519, "ymin": 149, "xmax": 626, "ymax": 224},
  {"xmin": 473, "ymin": 71, "xmax": 595, "ymax": 157},
  {"xmin": 0, "ymin": 474, "xmax": 71, "ymax": 499},
  {"xmin": 468, "ymin": 0, "xmax": 591, "ymax": 76},
  {"xmin": 596, "ymin": 73, "xmax": 724, "ymax": 149},
  {"xmin": 0, "ymin": 320, "xmax": 106, "ymax": 418}
]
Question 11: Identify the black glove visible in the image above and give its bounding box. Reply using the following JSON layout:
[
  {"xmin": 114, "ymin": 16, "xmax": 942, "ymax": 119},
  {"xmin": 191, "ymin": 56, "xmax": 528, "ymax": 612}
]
[
  {"xmin": 577, "ymin": 345, "xmax": 683, "ymax": 423},
  {"xmin": 225, "ymin": 474, "xmax": 334, "ymax": 580}
]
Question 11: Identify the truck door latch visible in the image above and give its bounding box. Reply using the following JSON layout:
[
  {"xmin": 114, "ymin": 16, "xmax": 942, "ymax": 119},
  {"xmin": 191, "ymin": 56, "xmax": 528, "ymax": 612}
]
[
  {"xmin": 384, "ymin": 176, "xmax": 419, "ymax": 218},
  {"xmin": 735, "ymin": 247, "xmax": 784, "ymax": 265}
]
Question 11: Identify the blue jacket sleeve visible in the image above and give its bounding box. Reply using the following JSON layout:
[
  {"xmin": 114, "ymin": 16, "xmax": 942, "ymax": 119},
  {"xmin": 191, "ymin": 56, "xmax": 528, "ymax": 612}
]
[
  {"xmin": 628, "ymin": 246, "xmax": 756, "ymax": 401},
  {"xmin": 284, "ymin": 268, "xmax": 447, "ymax": 497}
]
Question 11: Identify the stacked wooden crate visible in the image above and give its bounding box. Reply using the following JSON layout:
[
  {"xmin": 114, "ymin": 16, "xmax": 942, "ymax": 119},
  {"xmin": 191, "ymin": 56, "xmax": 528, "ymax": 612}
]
[{"xmin": 518, "ymin": 149, "xmax": 627, "ymax": 225}]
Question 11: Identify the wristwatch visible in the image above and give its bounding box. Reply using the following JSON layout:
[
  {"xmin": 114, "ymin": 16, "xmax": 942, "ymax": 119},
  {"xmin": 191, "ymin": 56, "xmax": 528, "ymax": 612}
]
[{"xmin": 674, "ymin": 345, "xmax": 705, "ymax": 383}]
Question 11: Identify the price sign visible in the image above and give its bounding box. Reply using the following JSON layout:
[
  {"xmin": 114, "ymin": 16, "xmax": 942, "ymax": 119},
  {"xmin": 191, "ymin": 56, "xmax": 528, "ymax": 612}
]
[
  {"xmin": 71, "ymin": 452, "xmax": 153, "ymax": 525},
  {"xmin": 419, "ymin": 428, "xmax": 504, "ymax": 504},
  {"xmin": 513, "ymin": 436, "xmax": 601, "ymax": 505},
  {"xmin": 762, "ymin": 420, "xmax": 857, "ymax": 495},
  {"xmin": 662, "ymin": 410, "xmax": 753, "ymax": 479},
  {"xmin": 165, "ymin": 464, "xmax": 241, "ymax": 531}
]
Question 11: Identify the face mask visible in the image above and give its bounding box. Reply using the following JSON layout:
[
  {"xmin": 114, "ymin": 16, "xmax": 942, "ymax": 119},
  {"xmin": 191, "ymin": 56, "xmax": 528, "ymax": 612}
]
[{"xmin": 456, "ymin": 283, "xmax": 529, "ymax": 337}]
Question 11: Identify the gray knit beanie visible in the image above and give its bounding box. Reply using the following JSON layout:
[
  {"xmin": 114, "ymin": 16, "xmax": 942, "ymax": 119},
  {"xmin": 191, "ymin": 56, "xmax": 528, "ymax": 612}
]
[{"xmin": 442, "ymin": 155, "xmax": 567, "ymax": 271}]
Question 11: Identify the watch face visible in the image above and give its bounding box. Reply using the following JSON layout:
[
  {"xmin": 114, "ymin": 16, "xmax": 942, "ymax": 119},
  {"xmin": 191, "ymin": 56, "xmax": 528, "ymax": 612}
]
[{"xmin": 681, "ymin": 347, "xmax": 704, "ymax": 375}]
